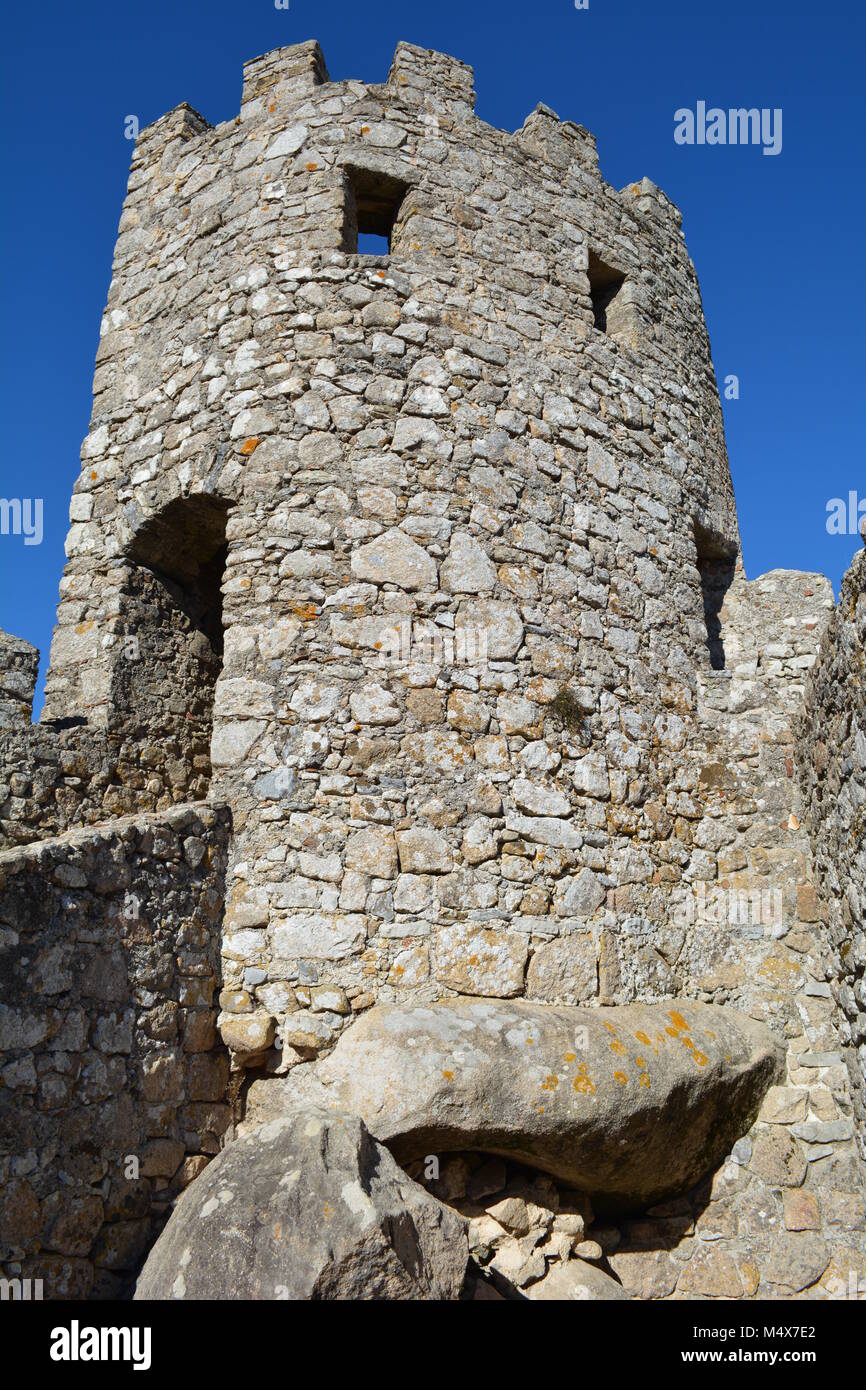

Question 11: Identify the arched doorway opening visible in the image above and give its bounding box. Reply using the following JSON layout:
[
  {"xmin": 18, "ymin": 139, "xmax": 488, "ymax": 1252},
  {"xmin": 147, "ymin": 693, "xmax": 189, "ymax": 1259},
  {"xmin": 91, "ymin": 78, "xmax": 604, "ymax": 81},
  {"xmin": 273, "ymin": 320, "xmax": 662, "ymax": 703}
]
[{"xmin": 113, "ymin": 494, "xmax": 230, "ymax": 805}]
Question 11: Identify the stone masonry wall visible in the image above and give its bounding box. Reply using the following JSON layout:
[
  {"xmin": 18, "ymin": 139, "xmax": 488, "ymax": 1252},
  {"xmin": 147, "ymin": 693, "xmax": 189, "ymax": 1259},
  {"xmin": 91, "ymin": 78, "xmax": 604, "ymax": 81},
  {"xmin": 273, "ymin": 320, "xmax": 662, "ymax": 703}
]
[
  {"xmin": 3, "ymin": 39, "xmax": 863, "ymax": 1301},
  {"xmin": 0, "ymin": 633, "xmax": 39, "ymax": 731},
  {"xmin": 799, "ymin": 548, "xmax": 866, "ymax": 1140},
  {"xmin": 0, "ymin": 804, "xmax": 231, "ymax": 1298},
  {"xmin": 0, "ymin": 617, "xmax": 219, "ymax": 850},
  {"xmin": 30, "ymin": 40, "xmax": 743, "ymax": 1062}
]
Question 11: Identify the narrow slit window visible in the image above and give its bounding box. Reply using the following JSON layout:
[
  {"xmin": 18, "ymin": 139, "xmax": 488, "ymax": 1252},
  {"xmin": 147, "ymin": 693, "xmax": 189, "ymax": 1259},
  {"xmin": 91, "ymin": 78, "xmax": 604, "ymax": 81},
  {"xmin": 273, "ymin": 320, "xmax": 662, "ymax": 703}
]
[
  {"xmin": 587, "ymin": 251, "xmax": 627, "ymax": 334},
  {"xmin": 693, "ymin": 520, "xmax": 736, "ymax": 671},
  {"xmin": 343, "ymin": 166, "xmax": 411, "ymax": 255}
]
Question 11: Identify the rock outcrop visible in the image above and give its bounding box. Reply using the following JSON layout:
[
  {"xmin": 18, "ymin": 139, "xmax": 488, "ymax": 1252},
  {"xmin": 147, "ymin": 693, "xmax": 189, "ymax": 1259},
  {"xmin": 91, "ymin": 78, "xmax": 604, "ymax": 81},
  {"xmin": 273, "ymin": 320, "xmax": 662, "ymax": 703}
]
[
  {"xmin": 246, "ymin": 998, "xmax": 782, "ymax": 1211},
  {"xmin": 135, "ymin": 1109, "xmax": 468, "ymax": 1301}
]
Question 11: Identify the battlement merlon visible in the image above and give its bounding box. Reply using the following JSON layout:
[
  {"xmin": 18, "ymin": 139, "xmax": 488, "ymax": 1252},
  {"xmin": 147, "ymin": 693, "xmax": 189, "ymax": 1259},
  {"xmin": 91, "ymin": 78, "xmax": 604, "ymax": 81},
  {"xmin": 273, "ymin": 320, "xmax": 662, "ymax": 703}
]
[
  {"xmin": 129, "ymin": 102, "xmax": 212, "ymax": 182},
  {"xmin": 0, "ymin": 630, "xmax": 39, "ymax": 728},
  {"xmin": 241, "ymin": 39, "xmax": 330, "ymax": 112},
  {"xmin": 388, "ymin": 41, "xmax": 477, "ymax": 112}
]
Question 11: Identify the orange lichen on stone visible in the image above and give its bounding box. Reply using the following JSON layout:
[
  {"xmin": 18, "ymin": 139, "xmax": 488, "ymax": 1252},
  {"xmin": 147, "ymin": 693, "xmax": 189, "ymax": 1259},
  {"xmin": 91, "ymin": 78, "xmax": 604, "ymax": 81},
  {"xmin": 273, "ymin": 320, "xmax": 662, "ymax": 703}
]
[
  {"xmin": 442, "ymin": 1070, "xmax": 454, "ymax": 1082},
  {"xmin": 573, "ymin": 1063, "xmax": 595, "ymax": 1095},
  {"xmin": 541, "ymin": 1074, "xmax": 559, "ymax": 1092},
  {"xmin": 614, "ymin": 1071, "xmax": 628, "ymax": 1086},
  {"xmin": 668, "ymin": 1010, "xmax": 690, "ymax": 1031},
  {"xmin": 240, "ymin": 437, "xmax": 260, "ymax": 455},
  {"xmin": 635, "ymin": 1030, "xmax": 651, "ymax": 1045},
  {"xmin": 609, "ymin": 1038, "xmax": 627, "ymax": 1056}
]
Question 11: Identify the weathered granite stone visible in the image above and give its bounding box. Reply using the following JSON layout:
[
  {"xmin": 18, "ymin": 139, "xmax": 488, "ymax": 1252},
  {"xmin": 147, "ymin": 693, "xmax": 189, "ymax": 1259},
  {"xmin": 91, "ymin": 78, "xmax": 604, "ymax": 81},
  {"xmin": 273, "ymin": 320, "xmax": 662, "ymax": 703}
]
[
  {"xmin": 526, "ymin": 1258, "xmax": 631, "ymax": 1300},
  {"xmin": 252, "ymin": 998, "xmax": 781, "ymax": 1211},
  {"xmin": 134, "ymin": 1110, "xmax": 468, "ymax": 1300}
]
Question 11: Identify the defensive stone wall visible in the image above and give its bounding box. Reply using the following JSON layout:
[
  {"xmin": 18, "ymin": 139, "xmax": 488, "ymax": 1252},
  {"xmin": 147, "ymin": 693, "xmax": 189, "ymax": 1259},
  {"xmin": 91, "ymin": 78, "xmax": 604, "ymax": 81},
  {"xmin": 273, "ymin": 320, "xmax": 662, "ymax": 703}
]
[
  {"xmin": 800, "ymin": 549, "xmax": 866, "ymax": 1140},
  {"xmin": 1, "ymin": 39, "xmax": 863, "ymax": 1302},
  {"xmin": 0, "ymin": 804, "xmax": 231, "ymax": 1298}
]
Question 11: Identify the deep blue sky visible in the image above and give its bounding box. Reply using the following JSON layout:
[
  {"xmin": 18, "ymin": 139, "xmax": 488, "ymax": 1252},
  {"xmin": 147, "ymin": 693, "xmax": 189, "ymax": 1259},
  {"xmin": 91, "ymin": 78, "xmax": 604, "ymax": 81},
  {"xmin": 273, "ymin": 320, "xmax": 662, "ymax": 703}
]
[{"xmin": 1, "ymin": 0, "xmax": 864, "ymax": 714}]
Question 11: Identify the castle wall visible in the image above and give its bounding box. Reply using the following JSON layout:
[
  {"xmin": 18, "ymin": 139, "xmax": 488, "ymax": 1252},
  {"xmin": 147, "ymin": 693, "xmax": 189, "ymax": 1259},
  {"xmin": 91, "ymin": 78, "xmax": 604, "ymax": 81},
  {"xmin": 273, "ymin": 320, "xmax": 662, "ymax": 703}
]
[
  {"xmin": 0, "ymin": 633, "xmax": 39, "ymax": 730},
  {"xmin": 0, "ymin": 804, "xmax": 231, "ymax": 1298},
  {"xmin": 4, "ymin": 39, "xmax": 863, "ymax": 1301},
  {"xmin": 29, "ymin": 41, "xmax": 741, "ymax": 1064},
  {"xmin": 800, "ymin": 549, "xmax": 866, "ymax": 1138}
]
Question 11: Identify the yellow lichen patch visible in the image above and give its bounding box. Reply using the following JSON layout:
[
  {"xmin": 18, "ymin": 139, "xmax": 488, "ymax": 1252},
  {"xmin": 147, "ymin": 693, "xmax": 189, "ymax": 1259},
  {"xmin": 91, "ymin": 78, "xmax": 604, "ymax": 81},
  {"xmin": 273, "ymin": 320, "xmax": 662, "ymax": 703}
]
[
  {"xmin": 541, "ymin": 1074, "xmax": 559, "ymax": 1092},
  {"xmin": 240, "ymin": 436, "xmax": 260, "ymax": 455},
  {"xmin": 573, "ymin": 1064, "xmax": 595, "ymax": 1095},
  {"xmin": 614, "ymin": 1071, "xmax": 628, "ymax": 1086},
  {"xmin": 692, "ymin": 1051, "xmax": 709, "ymax": 1067},
  {"xmin": 757, "ymin": 956, "xmax": 801, "ymax": 984},
  {"xmin": 665, "ymin": 1026, "xmax": 679, "ymax": 1038},
  {"xmin": 563, "ymin": 1052, "xmax": 577, "ymax": 1063},
  {"xmin": 603, "ymin": 1021, "xmax": 617, "ymax": 1034},
  {"xmin": 638, "ymin": 1073, "xmax": 652, "ymax": 1088},
  {"xmin": 635, "ymin": 1030, "xmax": 651, "ymax": 1046},
  {"xmin": 635, "ymin": 1056, "xmax": 647, "ymax": 1068},
  {"xmin": 668, "ymin": 1010, "xmax": 690, "ymax": 1032},
  {"xmin": 525, "ymin": 1037, "xmax": 535, "ymax": 1046},
  {"xmin": 705, "ymin": 1029, "xmax": 717, "ymax": 1040},
  {"xmin": 442, "ymin": 1070, "xmax": 454, "ymax": 1083},
  {"xmin": 322, "ymin": 1203, "xmax": 332, "ymax": 1220},
  {"xmin": 75, "ymin": 621, "xmax": 94, "ymax": 635},
  {"xmin": 608, "ymin": 1038, "xmax": 627, "ymax": 1056},
  {"xmin": 290, "ymin": 602, "xmax": 318, "ymax": 622},
  {"xmin": 681, "ymin": 1036, "xmax": 695, "ymax": 1050},
  {"xmin": 306, "ymin": 162, "xmax": 318, "ymax": 171}
]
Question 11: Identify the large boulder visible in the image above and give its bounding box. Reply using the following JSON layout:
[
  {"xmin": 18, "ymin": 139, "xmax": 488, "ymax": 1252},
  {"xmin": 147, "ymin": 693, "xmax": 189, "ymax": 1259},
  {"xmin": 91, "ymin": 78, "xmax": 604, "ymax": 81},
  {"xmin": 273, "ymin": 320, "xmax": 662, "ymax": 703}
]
[
  {"xmin": 249, "ymin": 999, "xmax": 781, "ymax": 1213},
  {"xmin": 134, "ymin": 1109, "xmax": 468, "ymax": 1300}
]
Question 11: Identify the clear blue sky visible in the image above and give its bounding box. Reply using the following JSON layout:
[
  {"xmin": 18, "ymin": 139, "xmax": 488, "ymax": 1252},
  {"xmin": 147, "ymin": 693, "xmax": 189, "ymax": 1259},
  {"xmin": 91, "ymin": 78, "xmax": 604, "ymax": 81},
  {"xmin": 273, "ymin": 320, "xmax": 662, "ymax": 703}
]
[{"xmin": 1, "ymin": 0, "xmax": 863, "ymax": 714}]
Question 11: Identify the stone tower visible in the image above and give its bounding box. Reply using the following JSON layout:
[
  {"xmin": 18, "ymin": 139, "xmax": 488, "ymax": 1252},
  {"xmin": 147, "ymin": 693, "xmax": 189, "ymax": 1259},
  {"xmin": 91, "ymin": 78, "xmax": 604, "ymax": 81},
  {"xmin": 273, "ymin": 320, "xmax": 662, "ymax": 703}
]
[{"xmin": 1, "ymin": 42, "xmax": 863, "ymax": 1301}]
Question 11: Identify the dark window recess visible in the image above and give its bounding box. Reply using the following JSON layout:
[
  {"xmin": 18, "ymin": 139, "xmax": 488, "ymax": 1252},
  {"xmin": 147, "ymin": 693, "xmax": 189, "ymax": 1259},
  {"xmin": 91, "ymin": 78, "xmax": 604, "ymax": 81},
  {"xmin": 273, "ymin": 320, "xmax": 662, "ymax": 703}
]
[
  {"xmin": 115, "ymin": 495, "xmax": 231, "ymax": 796},
  {"xmin": 694, "ymin": 520, "xmax": 736, "ymax": 671},
  {"xmin": 587, "ymin": 251, "xmax": 627, "ymax": 334},
  {"xmin": 343, "ymin": 166, "xmax": 411, "ymax": 254}
]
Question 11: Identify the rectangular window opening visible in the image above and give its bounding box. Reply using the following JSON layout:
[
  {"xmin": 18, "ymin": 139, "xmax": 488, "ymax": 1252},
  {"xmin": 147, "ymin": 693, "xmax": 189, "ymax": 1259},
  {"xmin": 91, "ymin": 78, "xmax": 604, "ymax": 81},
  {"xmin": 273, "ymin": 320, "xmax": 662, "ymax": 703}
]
[
  {"xmin": 694, "ymin": 520, "xmax": 736, "ymax": 671},
  {"xmin": 344, "ymin": 166, "xmax": 411, "ymax": 256},
  {"xmin": 588, "ymin": 250, "xmax": 627, "ymax": 334}
]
